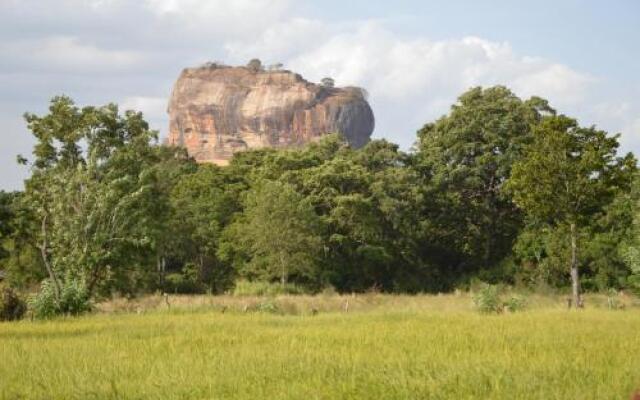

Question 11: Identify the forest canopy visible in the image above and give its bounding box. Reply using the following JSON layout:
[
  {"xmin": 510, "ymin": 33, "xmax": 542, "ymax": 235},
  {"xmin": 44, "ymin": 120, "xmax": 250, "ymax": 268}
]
[{"xmin": 1, "ymin": 86, "xmax": 639, "ymax": 316}]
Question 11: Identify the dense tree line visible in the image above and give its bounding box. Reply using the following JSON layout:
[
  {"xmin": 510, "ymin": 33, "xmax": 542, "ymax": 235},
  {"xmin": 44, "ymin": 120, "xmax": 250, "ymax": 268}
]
[{"xmin": 1, "ymin": 86, "xmax": 639, "ymax": 316}]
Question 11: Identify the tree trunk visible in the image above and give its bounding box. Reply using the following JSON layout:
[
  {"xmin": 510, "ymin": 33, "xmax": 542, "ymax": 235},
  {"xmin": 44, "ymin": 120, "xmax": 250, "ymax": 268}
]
[
  {"xmin": 280, "ymin": 253, "xmax": 286, "ymax": 286},
  {"xmin": 570, "ymin": 222, "xmax": 582, "ymax": 308},
  {"xmin": 156, "ymin": 255, "xmax": 166, "ymax": 288},
  {"xmin": 198, "ymin": 253, "xmax": 211, "ymax": 292},
  {"xmin": 87, "ymin": 268, "xmax": 102, "ymax": 297},
  {"xmin": 38, "ymin": 214, "xmax": 61, "ymax": 302},
  {"xmin": 161, "ymin": 257, "xmax": 166, "ymax": 286}
]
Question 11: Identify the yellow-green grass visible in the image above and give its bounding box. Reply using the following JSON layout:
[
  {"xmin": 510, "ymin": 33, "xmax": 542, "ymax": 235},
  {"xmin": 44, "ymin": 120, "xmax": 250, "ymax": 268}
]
[{"xmin": 1, "ymin": 295, "xmax": 640, "ymax": 399}]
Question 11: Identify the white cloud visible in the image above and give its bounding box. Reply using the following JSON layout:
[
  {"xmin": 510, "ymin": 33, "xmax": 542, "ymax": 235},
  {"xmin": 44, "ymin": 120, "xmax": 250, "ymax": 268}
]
[
  {"xmin": 580, "ymin": 100, "xmax": 640, "ymax": 154},
  {"xmin": 278, "ymin": 22, "xmax": 594, "ymax": 109},
  {"xmin": 511, "ymin": 63, "xmax": 594, "ymax": 106},
  {"xmin": 224, "ymin": 17, "xmax": 328, "ymax": 64},
  {"xmin": 593, "ymin": 101, "xmax": 631, "ymax": 120},
  {"xmin": 226, "ymin": 20, "xmax": 594, "ymax": 146},
  {"xmin": 144, "ymin": 0, "xmax": 293, "ymax": 37},
  {"xmin": 0, "ymin": 1, "xmax": 636, "ymax": 189},
  {"xmin": 0, "ymin": 36, "xmax": 143, "ymax": 73},
  {"xmin": 121, "ymin": 96, "xmax": 167, "ymax": 121},
  {"xmin": 618, "ymin": 116, "xmax": 640, "ymax": 153}
]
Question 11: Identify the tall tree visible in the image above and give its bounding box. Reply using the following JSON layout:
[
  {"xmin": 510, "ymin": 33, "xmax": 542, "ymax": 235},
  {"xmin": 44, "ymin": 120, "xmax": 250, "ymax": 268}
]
[
  {"xmin": 0, "ymin": 191, "xmax": 13, "ymax": 262},
  {"xmin": 620, "ymin": 173, "xmax": 640, "ymax": 295},
  {"xmin": 414, "ymin": 86, "xmax": 554, "ymax": 276},
  {"xmin": 0, "ymin": 192, "xmax": 45, "ymax": 288},
  {"xmin": 278, "ymin": 137, "xmax": 434, "ymax": 292},
  {"xmin": 219, "ymin": 180, "xmax": 323, "ymax": 286},
  {"xmin": 506, "ymin": 115, "xmax": 635, "ymax": 307},
  {"xmin": 21, "ymin": 96, "xmax": 172, "ymax": 301},
  {"xmin": 167, "ymin": 164, "xmax": 244, "ymax": 292}
]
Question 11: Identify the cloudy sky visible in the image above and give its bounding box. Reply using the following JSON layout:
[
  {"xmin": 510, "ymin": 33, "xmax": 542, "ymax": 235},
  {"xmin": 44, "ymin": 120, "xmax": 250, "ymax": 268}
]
[{"xmin": 1, "ymin": 0, "xmax": 639, "ymax": 190}]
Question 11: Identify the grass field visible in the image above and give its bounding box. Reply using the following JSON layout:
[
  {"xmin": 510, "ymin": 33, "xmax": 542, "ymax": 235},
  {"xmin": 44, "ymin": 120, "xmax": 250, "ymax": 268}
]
[{"xmin": 1, "ymin": 293, "xmax": 640, "ymax": 399}]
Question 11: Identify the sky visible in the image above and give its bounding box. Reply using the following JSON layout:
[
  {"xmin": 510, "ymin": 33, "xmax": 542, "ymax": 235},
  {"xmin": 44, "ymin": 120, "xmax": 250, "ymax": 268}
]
[{"xmin": 1, "ymin": 0, "xmax": 639, "ymax": 190}]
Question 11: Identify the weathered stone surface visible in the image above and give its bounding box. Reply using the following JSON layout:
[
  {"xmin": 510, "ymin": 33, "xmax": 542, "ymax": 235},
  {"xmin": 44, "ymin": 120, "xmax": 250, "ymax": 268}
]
[{"xmin": 166, "ymin": 64, "xmax": 374, "ymax": 164}]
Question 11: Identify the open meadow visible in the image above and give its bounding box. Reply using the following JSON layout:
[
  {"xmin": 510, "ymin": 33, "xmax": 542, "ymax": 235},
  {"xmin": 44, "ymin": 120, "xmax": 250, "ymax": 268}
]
[{"xmin": 1, "ymin": 293, "xmax": 640, "ymax": 399}]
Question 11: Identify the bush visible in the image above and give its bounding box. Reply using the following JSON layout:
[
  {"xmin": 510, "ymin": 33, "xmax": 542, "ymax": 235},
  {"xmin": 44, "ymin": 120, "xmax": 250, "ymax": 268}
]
[
  {"xmin": 232, "ymin": 279, "xmax": 307, "ymax": 296},
  {"xmin": 256, "ymin": 300, "xmax": 279, "ymax": 313},
  {"xmin": 606, "ymin": 288, "xmax": 625, "ymax": 310},
  {"xmin": 504, "ymin": 296, "xmax": 527, "ymax": 312},
  {"xmin": 29, "ymin": 280, "xmax": 58, "ymax": 319},
  {"xmin": 472, "ymin": 284, "xmax": 502, "ymax": 313},
  {"xmin": 29, "ymin": 278, "xmax": 92, "ymax": 319},
  {"xmin": 0, "ymin": 284, "xmax": 27, "ymax": 321},
  {"xmin": 60, "ymin": 279, "xmax": 92, "ymax": 315},
  {"xmin": 246, "ymin": 58, "xmax": 263, "ymax": 72},
  {"xmin": 625, "ymin": 273, "xmax": 640, "ymax": 296},
  {"xmin": 163, "ymin": 263, "xmax": 212, "ymax": 294},
  {"xmin": 472, "ymin": 283, "xmax": 527, "ymax": 314}
]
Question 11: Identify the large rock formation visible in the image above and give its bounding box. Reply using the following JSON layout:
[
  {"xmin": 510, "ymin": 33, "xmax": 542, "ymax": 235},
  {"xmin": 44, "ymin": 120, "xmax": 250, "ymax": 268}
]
[{"xmin": 167, "ymin": 63, "xmax": 374, "ymax": 164}]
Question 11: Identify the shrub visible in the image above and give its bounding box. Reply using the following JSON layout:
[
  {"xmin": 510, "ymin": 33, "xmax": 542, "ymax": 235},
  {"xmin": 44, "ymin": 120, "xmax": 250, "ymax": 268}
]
[
  {"xmin": 504, "ymin": 296, "xmax": 527, "ymax": 312},
  {"xmin": 472, "ymin": 284, "xmax": 502, "ymax": 313},
  {"xmin": 29, "ymin": 279, "xmax": 58, "ymax": 319},
  {"xmin": 606, "ymin": 288, "xmax": 626, "ymax": 310},
  {"xmin": 29, "ymin": 278, "xmax": 92, "ymax": 319},
  {"xmin": 625, "ymin": 273, "xmax": 640, "ymax": 296},
  {"xmin": 472, "ymin": 283, "xmax": 528, "ymax": 314},
  {"xmin": 163, "ymin": 263, "xmax": 226, "ymax": 294},
  {"xmin": 320, "ymin": 77, "xmax": 335, "ymax": 88},
  {"xmin": 0, "ymin": 284, "xmax": 27, "ymax": 321},
  {"xmin": 60, "ymin": 279, "xmax": 92, "ymax": 315},
  {"xmin": 232, "ymin": 279, "xmax": 306, "ymax": 296},
  {"xmin": 164, "ymin": 263, "xmax": 203, "ymax": 294},
  {"xmin": 246, "ymin": 58, "xmax": 263, "ymax": 72},
  {"xmin": 256, "ymin": 300, "xmax": 279, "ymax": 313},
  {"xmin": 165, "ymin": 273, "xmax": 189, "ymax": 293},
  {"xmin": 320, "ymin": 285, "xmax": 338, "ymax": 296}
]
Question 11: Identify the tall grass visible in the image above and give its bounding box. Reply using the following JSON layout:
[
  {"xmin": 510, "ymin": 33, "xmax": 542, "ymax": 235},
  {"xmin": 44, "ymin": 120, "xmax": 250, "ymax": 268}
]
[
  {"xmin": 1, "ymin": 294, "xmax": 640, "ymax": 399},
  {"xmin": 232, "ymin": 279, "xmax": 308, "ymax": 296}
]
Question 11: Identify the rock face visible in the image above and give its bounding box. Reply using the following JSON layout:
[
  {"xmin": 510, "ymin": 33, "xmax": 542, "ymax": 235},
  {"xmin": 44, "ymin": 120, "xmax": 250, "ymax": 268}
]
[{"xmin": 167, "ymin": 64, "xmax": 374, "ymax": 164}]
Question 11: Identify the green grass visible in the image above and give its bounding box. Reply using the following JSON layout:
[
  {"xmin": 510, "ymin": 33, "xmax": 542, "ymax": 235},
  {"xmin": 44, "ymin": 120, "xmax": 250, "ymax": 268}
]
[{"xmin": 1, "ymin": 295, "xmax": 640, "ymax": 399}]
